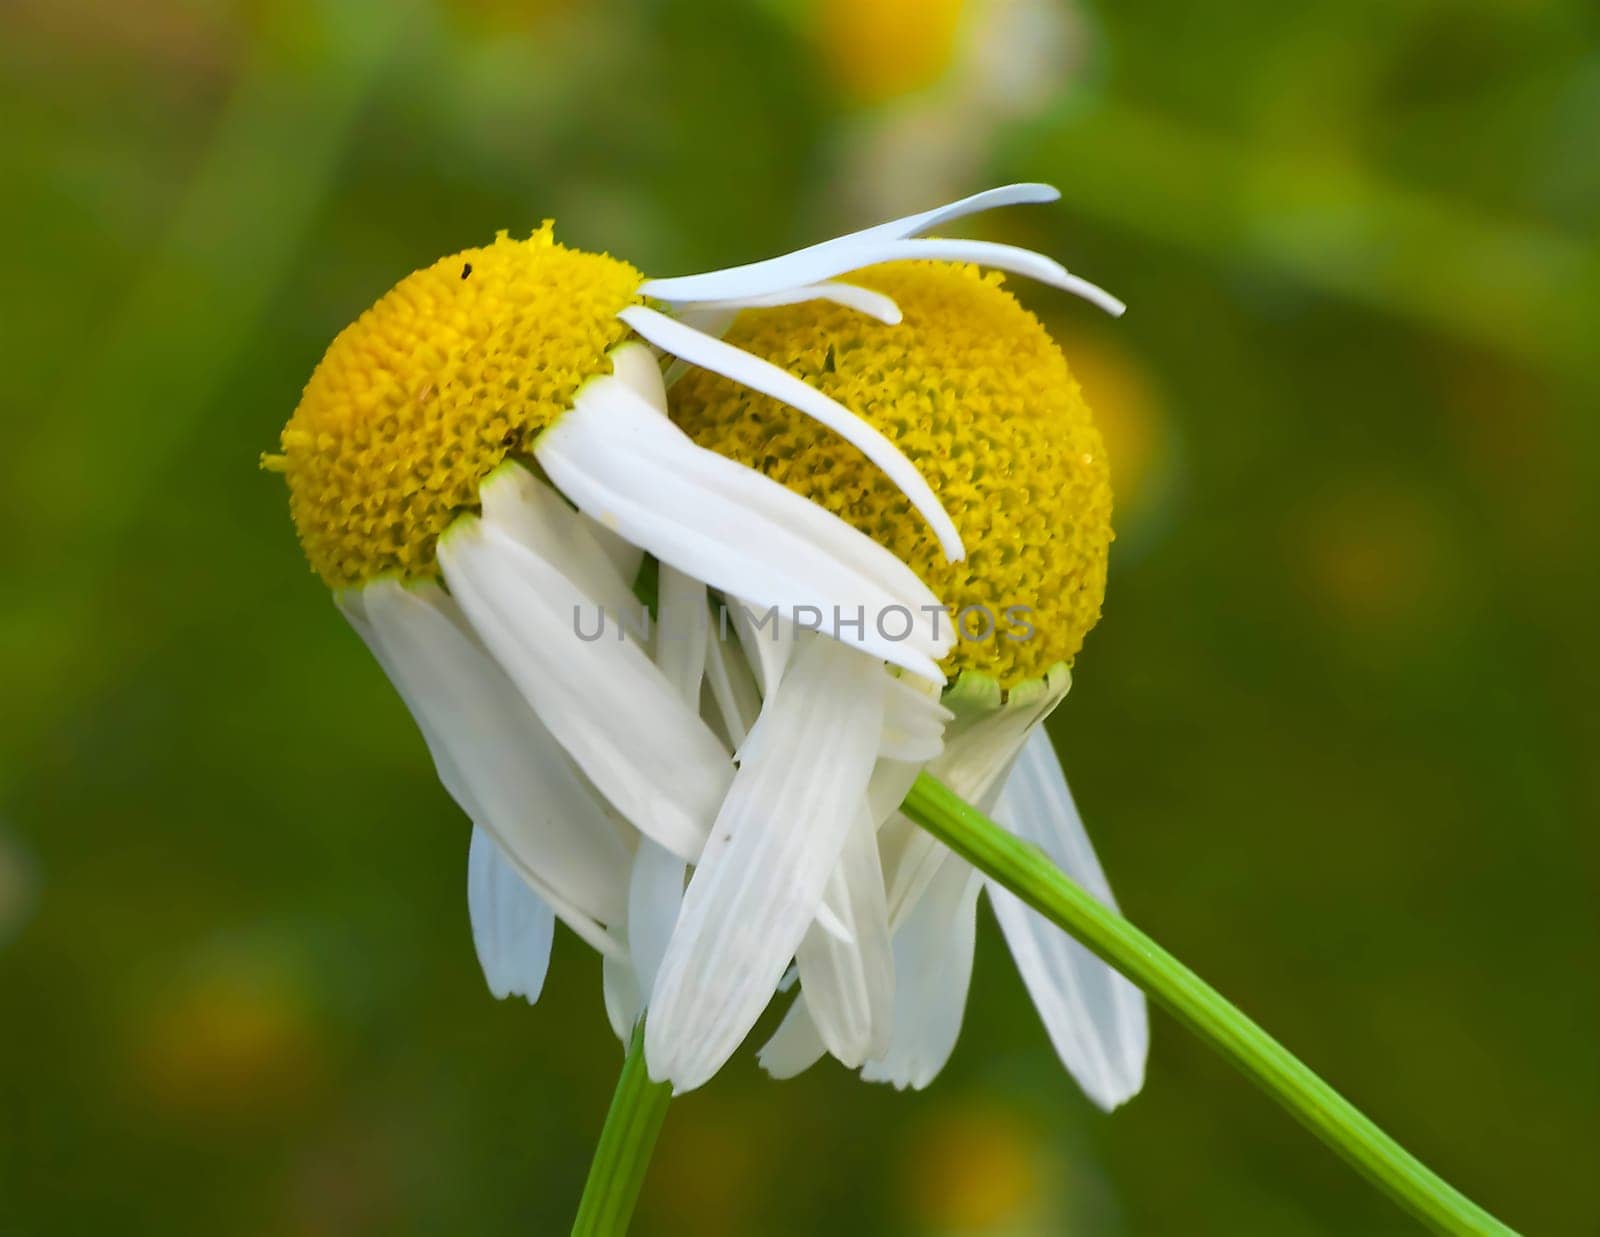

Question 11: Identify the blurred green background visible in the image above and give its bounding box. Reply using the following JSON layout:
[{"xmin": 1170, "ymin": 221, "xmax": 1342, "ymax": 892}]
[{"xmin": 2, "ymin": 0, "xmax": 1596, "ymax": 1232}]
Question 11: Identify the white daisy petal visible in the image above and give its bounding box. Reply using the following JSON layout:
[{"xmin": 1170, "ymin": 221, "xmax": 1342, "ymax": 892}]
[
  {"xmin": 812, "ymin": 900, "xmax": 856, "ymax": 946},
  {"xmin": 701, "ymin": 613, "xmax": 761, "ymax": 750},
  {"xmin": 852, "ymin": 182, "xmax": 1063, "ymax": 243},
  {"xmin": 468, "ymin": 826, "xmax": 555, "ymax": 1004},
  {"xmin": 637, "ymin": 183, "xmax": 1061, "ymax": 302},
  {"xmin": 615, "ymin": 306, "xmax": 964, "ymax": 564},
  {"xmin": 880, "ymin": 673, "xmax": 953, "ymax": 762},
  {"xmin": 603, "ymin": 952, "xmax": 643, "ymax": 1043},
  {"xmin": 628, "ymin": 838, "xmax": 686, "ymax": 1007},
  {"xmin": 581, "ymin": 514, "xmax": 646, "ymax": 592},
  {"xmin": 989, "ymin": 728, "xmax": 1149, "ymax": 1110},
  {"xmin": 793, "ymin": 806, "xmax": 894, "ymax": 1066},
  {"xmin": 479, "ymin": 462, "xmax": 642, "ymax": 622},
  {"xmin": 861, "ymin": 851, "xmax": 983, "ymax": 1090},
  {"xmin": 607, "ymin": 339, "xmax": 670, "ymax": 409},
  {"xmin": 345, "ymin": 580, "xmax": 628, "ymax": 954},
  {"xmin": 866, "ymin": 759, "xmax": 926, "ymax": 828},
  {"xmin": 655, "ymin": 564, "xmax": 710, "ymax": 709},
  {"xmin": 684, "ymin": 281, "xmax": 903, "ymax": 326},
  {"xmin": 728, "ymin": 601, "xmax": 794, "ymax": 701},
  {"xmin": 437, "ymin": 517, "xmax": 733, "ymax": 862},
  {"xmin": 645, "ymin": 636, "xmax": 888, "ymax": 1092},
  {"xmin": 833, "ymin": 238, "xmax": 1125, "ymax": 317},
  {"xmin": 535, "ymin": 376, "xmax": 953, "ymax": 680},
  {"xmin": 757, "ymin": 993, "xmax": 829, "ymax": 1080}
]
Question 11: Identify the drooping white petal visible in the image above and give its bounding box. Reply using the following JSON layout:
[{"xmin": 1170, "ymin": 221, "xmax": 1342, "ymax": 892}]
[
  {"xmin": 880, "ymin": 673, "xmax": 953, "ymax": 762},
  {"xmin": 603, "ymin": 951, "xmax": 642, "ymax": 1043},
  {"xmin": 655, "ymin": 564, "xmax": 710, "ymax": 709},
  {"xmin": 726, "ymin": 601, "xmax": 794, "ymax": 701},
  {"xmin": 468, "ymin": 826, "xmax": 555, "ymax": 1004},
  {"xmin": 702, "ymin": 613, "xmax": 761, "ymax": 750},
  {"xmin": 792, "ymin": 806, "xmax": 894, "ymax": 1066},
  {"xmin": 479, "ymin": 462, "xmax": 642, "ymax": 623},
  {"xmin": 535, "ymin": 376, "xmax": 953, "ymax": 681},
  {"xmin": 683, "ymin": 281, "xmax": 902, "ymax": 325},
  {"xmin": 867, "ymin": 760, "xmax": 926, "ymax": 829},
  {"xmin": 637, "ymin": 183, "xmax": 1060, "ymax": 302},
  {"xmin": 616, "ymin": 306, "xmax": 964, "ymax": 563},
  {"xmin": 861, "ymin": 851, "xmax": 983, "ymax": 1089},
  {"xmin": 645, "ymin": 636, "xmax": 888, "ymax": 1092},
  {"xmin": 437, "ymin": 517, "xmax": 732, "ymax": 862},
  {"xmin": 343, "ymin": 581, "xmax": 628, "ymax": 955},
  {"xmin": 758, "ymin": 994, "xmax": 828, "ymax": 1080},
  {"xmin": 586, "ymin": 341, "xmax": 669, "ymax": 584},
  {"xmin": 619, "ymin": 564, "xmax": 705, "ymax": 1010},
  {"xmin": 627, "ymin": 838, "xmax": 686, "ymax": 1009},
  {"xmin": 989, "ymin": 728, "xmax": 1149, "ymax": 1110},
  {"xmin": 874, "ymin": 667, "xmax": 1071, "ymax": 983}
]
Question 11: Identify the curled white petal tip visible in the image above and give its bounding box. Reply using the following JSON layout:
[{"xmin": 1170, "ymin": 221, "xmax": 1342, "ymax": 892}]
[
  {"xmin": 637, "ymin": 183, "xmax": 1066, "ymax": 304},
  {"xmin": 618, "ymin": 305, "xmax": 964, "ymax": 564}
]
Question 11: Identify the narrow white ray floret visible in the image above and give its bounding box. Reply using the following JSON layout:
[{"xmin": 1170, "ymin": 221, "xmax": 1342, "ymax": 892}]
[
  {"xmin": 786, "ymin": 805, "xmax": 894, "ymax": 1068},
  {"xmin": 535, "ymin": 375, "xmax": 954, "ymax": 681},
  {"xmin": 682, "ymin": 281, "xmax": 903, "ymax": 325},
  {"xmin": 617, "ymin": 305, "xmax": 964, "ymax": 563},
  {"xmin": 437, "ymin": 514, "xmax": 734, "ymax": 862},
  {"xmin": 637, "ymin": 182, "xmax": 1062, "ymax": 302},
  {"xmin": 861, "ymin": 852, "xmax": 984, "ymax": 1090},
  {"xmin": 989, "ymin": 728, "xmax": 1149, "ymax": 1110},
  {"xmin": 468, "ymin": 826, "xmax": 556, "ymax": 1003},
  {"xmin": 341, "ymin": 579, "xmax": 629, "ymax": 956},
  {"xmin": 645, "ymin": 635, "xmax": 889, "ymax": 1093}
]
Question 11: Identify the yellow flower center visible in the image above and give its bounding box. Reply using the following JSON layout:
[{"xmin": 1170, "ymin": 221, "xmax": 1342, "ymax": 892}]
[
  {"xmin": 267, "ymin": 224, "xmax": 640, "ymax": 588},
  {"xmin": 670, "ymin": 262, "xmax": 1113, "ymax": 688}
]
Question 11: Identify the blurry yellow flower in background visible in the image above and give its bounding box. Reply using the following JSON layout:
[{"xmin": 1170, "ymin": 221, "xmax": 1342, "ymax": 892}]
[
  {"xmin": 816, "ymin": 0, "xmax": 968, "ymax": 106},
  {"xmin": 128, "ymin": 948, "xmax": 326, "ymax": 1128},
  {"xmin": 812, "ymin": 0, "xmax": 1093, "ymax": 220},
  {"xmin": 1297, "ymin": 481, "xmax": 1467, "ymax": 642},
  {"xmin": 1052, "ymin": 323, "xmax": 1178, "ymax": 550},
  {"xmin": 900, "ymin": 1101, "xmax": 1054, "ymax": 1235}
]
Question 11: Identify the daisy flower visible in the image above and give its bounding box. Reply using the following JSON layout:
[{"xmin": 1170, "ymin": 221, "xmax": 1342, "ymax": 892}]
[
  {"xmin": 263, "ymin": 187, "xmax": 1117, "ymax": 1062},
  {"xmin": 668, "ymin": 259, "xmax": 1149, "ymax": 1109}
]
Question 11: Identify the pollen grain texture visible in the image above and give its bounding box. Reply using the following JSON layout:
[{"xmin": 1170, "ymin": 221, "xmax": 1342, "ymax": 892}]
[
  {"xmin": 670, "ymin": 261, "xmax": 1113, "ymax": 688},
  {"xmin": 271, "ymin": 225, "xmax": 640, "ymax": 588}
]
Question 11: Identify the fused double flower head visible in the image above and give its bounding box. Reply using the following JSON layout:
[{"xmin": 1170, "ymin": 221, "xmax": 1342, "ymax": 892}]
[{"xmin": 268, "ymin": 185, "xmax": 1147, "ymax": 1107}]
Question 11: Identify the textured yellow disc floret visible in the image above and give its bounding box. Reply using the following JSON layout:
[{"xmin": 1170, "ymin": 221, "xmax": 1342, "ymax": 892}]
[
  {"xmin": 670, "ymin": 262, "xmax": 1112, "ymax": 688},
  {"xmin": 270, "ymin": 224, "xmax": 640, "ymax": 587}
]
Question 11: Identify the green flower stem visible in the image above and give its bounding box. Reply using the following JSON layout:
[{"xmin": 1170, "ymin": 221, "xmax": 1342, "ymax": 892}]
[
  {"xmin": 571, "ymin": 1021, "xmax": 672, "ymax": 1237},
  {"xmin": 900, "ymin": 772, "xmax": 1516, "ymax": 1237}
]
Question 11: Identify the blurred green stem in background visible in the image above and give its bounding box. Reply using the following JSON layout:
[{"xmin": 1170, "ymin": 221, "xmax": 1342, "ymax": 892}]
[
  {"xmin": 1031, "ymin": 104, "xmax": 1596, "ymax": 376},
  {"xmin": 574, "ymin": 774, "xmax": 1517, "ymax": 1237},
  {"xmin": 5, "ymin": 0, "xmax": 419, "ymax": 792},
  {"xmin": 571, "ymin": 1021, "xmax": 671, "ymax": 1237}
]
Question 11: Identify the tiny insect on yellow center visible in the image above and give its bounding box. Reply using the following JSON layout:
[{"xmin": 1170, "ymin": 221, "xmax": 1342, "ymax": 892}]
[
  {"xmin": 266, "ymin": 224, "xmax": 641, "ymax": 588},
  {"xmin": 670, "ymin": 261, "xmax": 1113, "ymax": 688}
]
